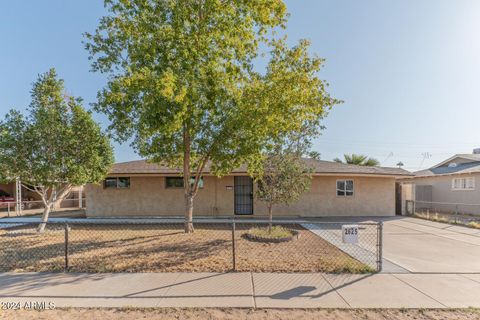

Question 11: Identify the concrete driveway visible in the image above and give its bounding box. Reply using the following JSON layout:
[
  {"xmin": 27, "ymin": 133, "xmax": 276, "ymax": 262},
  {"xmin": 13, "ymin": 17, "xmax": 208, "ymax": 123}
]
[{"xmin": 381, "ymin": 217, "xmax": 480, "ymax": 273}]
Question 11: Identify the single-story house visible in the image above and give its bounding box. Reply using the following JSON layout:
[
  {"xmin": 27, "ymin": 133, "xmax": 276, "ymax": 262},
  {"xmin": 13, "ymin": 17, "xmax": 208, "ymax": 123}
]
[
  {"xmin": 85, "ymin": 159, "xmax": 411, "ymax": 218},
  {"xmin": 407, "ymin": 150, "xmax": 480, "ymax": 214}
]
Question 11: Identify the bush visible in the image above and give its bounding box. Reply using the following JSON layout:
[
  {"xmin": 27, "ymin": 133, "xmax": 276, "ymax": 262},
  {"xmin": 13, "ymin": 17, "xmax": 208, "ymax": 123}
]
[
  {"xmin": 468, "ymin": 221, "xmax": 480, "ymax": 229},
  {"xmin": 249, "ymin": 226, "xmax": 293, "ymax": 238},
  {"xmin": 245, "ymin": 226, "xmax": 298, "ymax": 242}
]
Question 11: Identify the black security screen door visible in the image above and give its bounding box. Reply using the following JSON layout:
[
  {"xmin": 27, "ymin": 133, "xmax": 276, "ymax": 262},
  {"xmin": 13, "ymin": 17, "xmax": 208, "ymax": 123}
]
[{"xmin": 234, "ymin": 176, "xmax": 254, "ymax": 215}]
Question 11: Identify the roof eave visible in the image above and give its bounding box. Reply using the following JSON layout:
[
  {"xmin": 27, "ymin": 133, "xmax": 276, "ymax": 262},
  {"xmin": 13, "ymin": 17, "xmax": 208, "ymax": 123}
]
[
  {"xmin": 108, "ymin": 171, "xmax": 412, "ymax": 178},
  {"xmin": 413, "ymin": 170, "xmax": 480, "ymax": 178},
  {"xmin": 431, "ymin": 154, "xmax": 480, "ymax": 169}
]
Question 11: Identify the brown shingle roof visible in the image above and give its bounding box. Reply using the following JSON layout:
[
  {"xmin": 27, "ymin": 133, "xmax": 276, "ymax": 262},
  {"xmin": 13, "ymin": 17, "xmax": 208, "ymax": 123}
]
[{"xmin": 110, "ymin": 159, "xmax": 412, "ymax": 177}]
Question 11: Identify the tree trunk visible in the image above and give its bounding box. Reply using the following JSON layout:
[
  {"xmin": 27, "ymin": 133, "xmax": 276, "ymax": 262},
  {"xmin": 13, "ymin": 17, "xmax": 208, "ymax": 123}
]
[
  {"xmin": 37, "ymin": 204, "xmax": 51, "ymax": 233},
  {"xmin": 35, "ymin": 185, "xmax": 71, "ymax": 233},
  {"xmin": 268, "ymin": 204, "xmax": 273, "ymax": 233},
  {"xmin": 185, "ymin": 194, "xmax": 194, "ymax": 233},
  {"xmin": 183, "ymin": 125, "xmax": 194, "ymax": 233}
]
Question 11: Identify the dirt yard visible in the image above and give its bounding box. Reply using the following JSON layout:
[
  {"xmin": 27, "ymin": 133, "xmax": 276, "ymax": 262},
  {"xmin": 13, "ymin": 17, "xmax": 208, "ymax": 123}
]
[
  {"xmin": 1, "ymin": 308, "xmax": 479, "ymax": 320},
  {"xmin": 0, "ymin": 223, "xmax": 373, "ymax": 273}
]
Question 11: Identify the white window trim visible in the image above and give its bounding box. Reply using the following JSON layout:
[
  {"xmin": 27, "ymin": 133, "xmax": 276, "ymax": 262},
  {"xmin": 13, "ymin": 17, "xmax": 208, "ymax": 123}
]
[
  {"xmin": 336, "ymin": 179, "xmax": 354, "ymax": 197},
  {"xmin": 451, "ymin": 177, "xmax": 475, "ymax": 191}
]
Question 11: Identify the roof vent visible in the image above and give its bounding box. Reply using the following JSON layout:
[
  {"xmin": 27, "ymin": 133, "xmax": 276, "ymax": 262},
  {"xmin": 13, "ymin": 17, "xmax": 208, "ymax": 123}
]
[
  {"xmin": 448, "ymin": 162, "xmax": 457, "ymax": 168},
  {"xmin": 474, "ymin": 148, "xmax": 480, "ymax": 154}
]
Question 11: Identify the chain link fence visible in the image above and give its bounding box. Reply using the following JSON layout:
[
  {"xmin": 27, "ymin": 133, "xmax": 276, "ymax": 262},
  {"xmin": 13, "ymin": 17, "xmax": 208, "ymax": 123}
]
[
  {"xmin": 0, "ymin": 219, "xmax": 382, "ymax": 273},
  {"xmin": 406, "ymin": 200, "xmax": 480, "ymax": 226}
]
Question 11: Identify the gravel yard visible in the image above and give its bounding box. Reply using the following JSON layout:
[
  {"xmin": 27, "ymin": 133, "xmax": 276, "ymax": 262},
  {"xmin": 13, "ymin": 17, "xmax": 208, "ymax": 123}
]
[
  {"xmin": 1, "ymin": 308, "xmax": 479, "ymax": 320},
  {"xmin": 0, "ymin": 223, "xmax": 372, "ymax": 273}
]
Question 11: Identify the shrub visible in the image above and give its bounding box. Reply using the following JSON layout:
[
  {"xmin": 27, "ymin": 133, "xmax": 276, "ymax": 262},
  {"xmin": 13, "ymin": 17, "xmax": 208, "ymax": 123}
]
[
  {"xmin": 247, "ymin": 226, "xmax": 294, "ymax": 239},
  {"xmin": 468, "ymin": 221, "xmax": 480, "ymax": 229}
]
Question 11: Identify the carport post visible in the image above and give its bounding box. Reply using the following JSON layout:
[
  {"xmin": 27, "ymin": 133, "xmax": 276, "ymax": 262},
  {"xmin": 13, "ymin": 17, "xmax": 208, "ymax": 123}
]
[
  {"xmin": 79, "ymin": 187, "xmax": 83, "ymax": 208},
  {"xmin": 377, "ymin": 222, "xmax": 383, "ymax": 272},
  {"xmin": 15, "ymin": 178, "xmax": 22, "ymax": 216}
]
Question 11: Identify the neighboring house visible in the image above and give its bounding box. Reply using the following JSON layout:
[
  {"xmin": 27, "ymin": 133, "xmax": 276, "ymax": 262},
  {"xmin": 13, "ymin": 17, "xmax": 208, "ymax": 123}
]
[
  {"xmin": 85, "ymin": 159, "xmax": 411, "ymax": 218},
  {"xmin": 0, "ymin": 183, "xmax": 15, "ymax": 198},
  {"xmin": 409, "ymin": 150, "xmax": 480, "ymax": 214},
  {"xmin": 0, "ymin": 182, "xmax": 85, "ymax": 210}
]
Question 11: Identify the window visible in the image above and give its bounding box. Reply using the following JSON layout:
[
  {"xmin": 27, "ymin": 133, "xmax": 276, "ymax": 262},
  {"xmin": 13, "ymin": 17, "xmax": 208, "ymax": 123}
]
[
  {"xmin": 337, "ymin": 179, "xmax": 354, "ymax": 197},
  {"xmin": 104, "ymin": 177, "xmax": 130, "ymax": 189},
  {"xmin": 452, "ymin": 177, "xmax": 475, "ymax": 190},
  {"xmin": 165, "ymin": 177, "xmax": 204, "ymax": 189},
  {"xmin": 118, "ymin": 177, "xmax": 131, "ymax": 188},
  {"xmin": 104, "ymin": 178, "xmax": 118, "ymax": 189},
  {"xmin": 166, "ymin": 177, "xmax": 184, "ymax": 188}
]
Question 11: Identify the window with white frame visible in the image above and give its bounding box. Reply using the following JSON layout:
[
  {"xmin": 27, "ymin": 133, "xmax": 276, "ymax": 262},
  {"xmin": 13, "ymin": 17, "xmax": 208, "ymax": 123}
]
[
  {"xmin": 337, "ymin": 179, "xmax": 354, "ymax": 196},
  {"xmin": 451, "ymin": 177, "xmax": 475, "ymax": 190}
]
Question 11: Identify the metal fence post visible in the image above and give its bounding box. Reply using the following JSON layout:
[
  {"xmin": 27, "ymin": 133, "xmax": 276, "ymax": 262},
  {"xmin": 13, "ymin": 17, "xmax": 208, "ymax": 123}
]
[
  {"xmin": 64, "ymin": 223, "xmax": 69, "ymax": 272},
  {"xmin": 377, "ymin": 222, "xmax": 383, "ymax": 272},
  {"xmin": 231, "ymin": 221, "xmax": 236, "ymax": 271},
  {"xmin": 455, "ymin": 204, "xmax": 458, "ymax": 224},
  {"xmin": 7, "ymin": 203, "xmax": 10, "ymax": 218}
]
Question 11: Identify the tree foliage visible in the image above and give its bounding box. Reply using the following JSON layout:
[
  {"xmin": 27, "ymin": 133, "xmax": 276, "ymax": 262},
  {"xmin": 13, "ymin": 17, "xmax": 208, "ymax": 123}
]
[
  {"xmin": 85, "ymin": 0, "xmax": 339, "ymax": 232},
  {"xmin": 333, "ymin": 154, "xmax": 380, "ymax": 166},
  {"xmin": 255, "ymin": 144, "xmax": 313, "ymax": 230},
  {"xmin": 0, "ymin": 69, "xmax": 114, "ymax": 231}
]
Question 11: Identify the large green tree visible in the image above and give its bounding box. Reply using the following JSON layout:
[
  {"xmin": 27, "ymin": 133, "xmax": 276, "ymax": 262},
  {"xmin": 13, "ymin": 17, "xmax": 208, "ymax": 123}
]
[
  {"xmin": 0, "ymin": 69, "xmax": 114, "ymax": 232},
  {"xmin": 85, "ymin": 0, "xmax": 339, "ymax": 232},
  {"xmin": 334, "ymin": 154, "xmax": 380, "ymax": 166}
]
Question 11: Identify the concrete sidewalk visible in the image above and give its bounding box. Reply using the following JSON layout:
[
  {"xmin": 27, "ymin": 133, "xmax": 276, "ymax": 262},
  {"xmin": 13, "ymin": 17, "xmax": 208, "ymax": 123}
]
[{"xmin": 1, "ymin": 272, "xmax": 479, "ymax": 309}]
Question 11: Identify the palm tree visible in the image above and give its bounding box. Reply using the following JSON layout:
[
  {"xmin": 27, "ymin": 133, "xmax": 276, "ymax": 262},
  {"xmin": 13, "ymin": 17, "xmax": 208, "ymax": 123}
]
[{"xmin": 333, "ymin": 154, "xmax": 380, "ymax": 166}]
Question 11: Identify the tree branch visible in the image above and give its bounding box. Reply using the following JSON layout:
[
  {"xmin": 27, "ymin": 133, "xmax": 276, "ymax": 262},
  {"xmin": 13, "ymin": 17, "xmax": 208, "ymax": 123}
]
[{"xmin": 192, "ymin": 154, "xmax": 209, "ymax": 194}]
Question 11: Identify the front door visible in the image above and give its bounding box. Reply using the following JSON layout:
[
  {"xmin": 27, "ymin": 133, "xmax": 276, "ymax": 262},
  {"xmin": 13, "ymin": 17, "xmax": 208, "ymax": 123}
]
[{"xmin": 234, "ymin": 176, "xmax": 253, "ymax": 215}]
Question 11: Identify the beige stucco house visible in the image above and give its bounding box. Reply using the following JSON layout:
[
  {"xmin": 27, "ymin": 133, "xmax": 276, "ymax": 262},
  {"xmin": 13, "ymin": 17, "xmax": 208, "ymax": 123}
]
[
  {"xmin": 85, "ymin": 159, "xmax": 411, "ymax": 218},
  {"xmin": 408, "ymin": 151, "xmax": 480, "ymax": 214}
]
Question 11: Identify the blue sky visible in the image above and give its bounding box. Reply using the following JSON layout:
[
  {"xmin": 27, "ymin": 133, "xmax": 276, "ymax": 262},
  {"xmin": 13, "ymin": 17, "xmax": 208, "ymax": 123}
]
[{"xmin": 1, "ymin": 0, "xmax": 479, "ymax": 171}]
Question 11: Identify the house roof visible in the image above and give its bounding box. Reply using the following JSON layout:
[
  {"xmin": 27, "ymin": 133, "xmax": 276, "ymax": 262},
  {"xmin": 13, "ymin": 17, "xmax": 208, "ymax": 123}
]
[
  {"xmin": 414, "ymin": 161, "xmax": 480, "ymax": 177},
  {"xmin": 432, "ymin": 154, "xmax": 480, "ymax": 168},
  {"xmin": 110, "ymin": 159, "xmax": 412, "ymax": 177},
  {"xmin": 414, "ymin": 154, "xmax": 480, "ymax": 177}
]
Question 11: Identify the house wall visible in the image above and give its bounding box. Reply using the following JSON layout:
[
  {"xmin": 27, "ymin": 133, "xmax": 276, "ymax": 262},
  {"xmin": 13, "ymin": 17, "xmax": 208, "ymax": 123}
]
[
  {"xmin": 86, "ymin": 175, "xmax": 396, "ymax": 217},
  {"xmin": 254, "ymin": 176, "xmax": 395, "ymax": 217},
  {"xmin": 413, "ymin": 172, "xmax": 480, "ymax": 214},
  {"xmin": 400, "ymin": 182, "xmax": 415, "ymax": 216}
]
